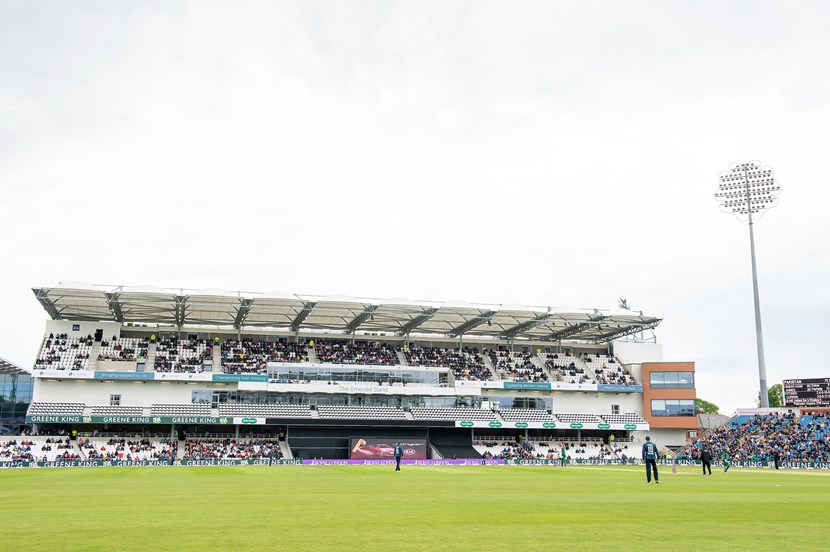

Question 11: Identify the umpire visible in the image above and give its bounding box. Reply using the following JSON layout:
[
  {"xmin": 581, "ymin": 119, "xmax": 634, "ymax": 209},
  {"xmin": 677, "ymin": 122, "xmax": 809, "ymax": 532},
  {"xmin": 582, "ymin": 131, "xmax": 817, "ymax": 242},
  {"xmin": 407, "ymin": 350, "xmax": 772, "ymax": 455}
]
[{"xmin": 642, "ymin": 436, "xmax": 660, "ymax": 484}]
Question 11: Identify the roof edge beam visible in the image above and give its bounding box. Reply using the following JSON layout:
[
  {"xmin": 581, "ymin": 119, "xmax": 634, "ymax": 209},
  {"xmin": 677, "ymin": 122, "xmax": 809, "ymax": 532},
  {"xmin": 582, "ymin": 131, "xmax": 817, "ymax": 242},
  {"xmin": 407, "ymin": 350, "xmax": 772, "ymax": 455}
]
[
  {"xmin": 344, "ymin": 305, "xmax": 377, "ymax": 333},
  {"xmin": 448, "ymin": 310, "xmax": 497, "ymax": 338},
  {"xmin": 233, "ymin": 299, "xmax": 255, "ymax": 328},
  {"xmin": 174, "ymin": 295, "xmax": 188, "ymax": 327},
  {"xmin": 591, "ymin": 319, "xmax": 662, "ymax": 344},
  {"xmin": 500, "ymin": 313, "xmax": 556, "ymax": 340},
  {"xmin": 397, "ymin": 308, "xmax": 438, "ymax": 336},
  {"xmin": 290, "ymin": 301, "xmax": 316, "ymax": 332},
  {"xmin": 105, "ymin": 292, "xmax": 124, "ymax": 323},
  {"xmin": 33, "ymin": 288, "xmax": 63, "ymax": 320}
]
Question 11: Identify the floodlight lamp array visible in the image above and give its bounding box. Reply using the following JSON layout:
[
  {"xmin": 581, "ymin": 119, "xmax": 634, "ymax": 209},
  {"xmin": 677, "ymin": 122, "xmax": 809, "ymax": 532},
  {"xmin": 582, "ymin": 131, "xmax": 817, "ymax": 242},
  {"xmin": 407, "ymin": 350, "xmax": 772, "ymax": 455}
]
[{"xmin": 715, "ymin": 160, "xmax": 781, "ymax": 220}]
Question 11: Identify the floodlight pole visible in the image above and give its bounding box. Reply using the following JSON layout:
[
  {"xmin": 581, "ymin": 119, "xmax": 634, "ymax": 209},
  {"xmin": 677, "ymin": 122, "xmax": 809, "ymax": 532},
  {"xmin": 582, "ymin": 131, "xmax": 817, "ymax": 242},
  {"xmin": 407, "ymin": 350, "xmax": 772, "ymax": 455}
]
[{"xmin": 744, "ymin": 165, "xmax": 769, "ymax": 408}]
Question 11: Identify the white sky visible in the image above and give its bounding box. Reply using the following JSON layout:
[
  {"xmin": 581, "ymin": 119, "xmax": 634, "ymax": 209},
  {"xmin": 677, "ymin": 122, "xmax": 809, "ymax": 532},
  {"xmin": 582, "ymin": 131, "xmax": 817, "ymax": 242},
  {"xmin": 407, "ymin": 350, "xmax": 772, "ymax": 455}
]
[{"xmin": 1, "ymin": 1, "xmax": 828, "ymax": 414}]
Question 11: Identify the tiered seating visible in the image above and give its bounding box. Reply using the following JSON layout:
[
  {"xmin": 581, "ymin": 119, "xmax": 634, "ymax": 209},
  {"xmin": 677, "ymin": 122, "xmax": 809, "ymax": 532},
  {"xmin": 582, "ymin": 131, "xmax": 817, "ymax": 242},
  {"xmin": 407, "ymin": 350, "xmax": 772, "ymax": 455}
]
[
  {"xmin": 583, "ymin": 354, "xmax": 637, "ymax": 385},
  {"xmin": 23, "ymin": 438, "xmax": 80, "ymax": 461},
  {"xmin": 27, "ymin": 402, "xmax": 85, "ymax": 416},
  {"xmin": 554, "ymin": 413, "xmax": 601, "ymax": 424},
  {"xmin": 97, "ymin": 337, "xmax": 149, "ymax": 362},
  {"xmin": 90, "ymin": 405, "xmax": 144, "ymax": 416},
  {"xmin": 403, "ymin": 347, "xmax": 492, "ymax": 381},
  {"xmin": 80, "ymin": 438, "xmax": 175, "ymax": 461},
  {"xmin": 543, "ymin": 354, "xmax": 590, "ymax": 384},
  {"xmin": 218, "ymin": 404, "xmax": 312, "ymax": 418},
  {"xmin": 498, "ymin": 409, "xmax": 554, "ymax": 422},
  {"xmin": 0, "ymin": 439, "xmax": 41, "ymax": 462},
  {"xmin": 599, "ymin": 413, "xmax": 646, "ymax": 425},
  {"xmin": 681, "ymin": 413, "xmax": 830, "ymax": 463},
  {"xmin": 555, "ymin": 442, "xmax": 608, "ymax": 461},
  {"xmin": 315, "ymin": 340, "xmax": 398, "ymax": 366},
  {"xmin": 316, "ymin": 405, "xmax": 407, "ymax": 420},
  {"xmin": 728, "ymin": 415, "xmax": 753, "ymax": 428},
  {"xmin": 34, "ymin": 333, "xmax": 93, "ymax": 370},
  {"xmin": 183, "ymin": 438, "xmax": 282, "ymax": 460},
  {"xmin": 151, "ymin": 403, "xmax": 212, "ymax": 416},
  {"xmin": 410, "ymin": 407, "xmax": 496, "ymax": 421},
  {"xmin": 221, "ymin": 338, "xmax": 308, "ymax": 373},
  {"xmin": 154, "ymin": 337, "xmax": 212, "ymax": 372},
  {"xmin": 475, "ymin": 441, "xmax": 537, "ymax": 460},
  {"xmin": 488, "ymin": 350, "xmax": 548, "ymax": 382}
]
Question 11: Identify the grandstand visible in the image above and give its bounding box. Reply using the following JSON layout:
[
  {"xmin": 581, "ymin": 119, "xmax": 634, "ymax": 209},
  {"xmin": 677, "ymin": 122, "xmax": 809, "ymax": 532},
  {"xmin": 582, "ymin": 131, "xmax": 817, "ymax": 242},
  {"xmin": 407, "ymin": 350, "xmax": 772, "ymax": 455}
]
[{"xmin": 17, "ymin": 283, "xmax": 704, "ymax": 461}]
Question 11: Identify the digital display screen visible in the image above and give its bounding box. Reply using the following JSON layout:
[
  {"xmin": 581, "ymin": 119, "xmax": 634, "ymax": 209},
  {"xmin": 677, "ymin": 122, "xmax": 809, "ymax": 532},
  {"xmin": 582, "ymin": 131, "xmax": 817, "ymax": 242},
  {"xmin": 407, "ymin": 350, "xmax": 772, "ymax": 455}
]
[
  {"xmin": 349, "ymin": 437, "xmax": 428, "ymax": 460},
  {"xmin": 783, "ymin": 378, "xmax": 830, "ymax": 407}
]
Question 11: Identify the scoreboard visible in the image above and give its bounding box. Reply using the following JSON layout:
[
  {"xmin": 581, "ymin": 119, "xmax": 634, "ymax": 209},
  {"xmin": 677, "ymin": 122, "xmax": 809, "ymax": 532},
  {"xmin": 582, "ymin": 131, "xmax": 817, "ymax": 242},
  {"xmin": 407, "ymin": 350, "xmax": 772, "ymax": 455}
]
[{"xmin": 783, "ymin": 378, "xmax": 830, "ymax": 407}]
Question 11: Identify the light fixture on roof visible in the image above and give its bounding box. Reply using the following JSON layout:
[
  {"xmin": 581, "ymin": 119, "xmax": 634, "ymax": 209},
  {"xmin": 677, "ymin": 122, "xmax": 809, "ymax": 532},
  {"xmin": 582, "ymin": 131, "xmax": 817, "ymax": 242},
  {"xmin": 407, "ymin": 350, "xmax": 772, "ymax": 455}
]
[{"xmin": 714, "ymin": 160, "xmax": 781, "ymax": 408}]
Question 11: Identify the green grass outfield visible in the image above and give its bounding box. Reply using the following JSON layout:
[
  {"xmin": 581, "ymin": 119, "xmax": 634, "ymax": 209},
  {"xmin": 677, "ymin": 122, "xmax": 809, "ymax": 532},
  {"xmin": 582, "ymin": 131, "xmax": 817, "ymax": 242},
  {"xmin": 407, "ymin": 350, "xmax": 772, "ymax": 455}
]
[{"xmin": 2, "ymin": 464, "xmax": 828, "ymax": 551}]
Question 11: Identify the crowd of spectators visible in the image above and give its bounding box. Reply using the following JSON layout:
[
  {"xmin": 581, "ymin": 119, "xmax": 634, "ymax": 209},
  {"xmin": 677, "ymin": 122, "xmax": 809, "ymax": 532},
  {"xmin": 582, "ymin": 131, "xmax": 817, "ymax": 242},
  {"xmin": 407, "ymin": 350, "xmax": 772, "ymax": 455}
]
[
  {"xmin": 543, "ymin": 353, "xmax": 590, "ymax": 384},
  {"xmin": 155, "ymin": 337, "xmax": 212, "ymax": 372},
  {"xmin": 97, "ymin": 336, "xmax": 150, "ymax": 362},
  {"xmin": 222, "ymin": 338, "xmax": 308, "ymax": 373},
  {"xmin": 80, "ymin": 437, "xmax": 176, "ymax": 461},
  {"xmin": 679, "ymin": 413, "xmax": 830, "ymax": 463},
  {"xmin": 478, "ymin": 440, "xmax": 612, "ymax": 462},
  {"xmin": 0, "ymin": 437, "xmax": 80, "ymax": 462},
  {"xmin": 34, "ymin": 333, "xmax": 93, "ymax": 370},
  {"xmin": 182, "ymin": 438, "xmax": 282, "ymax": 460},
  {"xmin": 404, "ymin": 346, "xmax": 492, "ymax": 381},
  {"xmin": 0, "ymin": 439, "xmax": 37, "ymax": 462},
  {"xmin": 488, "ymin": 350, "xmax": 548, "ymax": 382},
  {"xmin": 584, "ymin": 354, "xmax": 637, "ymax": 386},
  {"xmin": 315, "ymin": 340, "xmax": 397, "ymax": 366}
]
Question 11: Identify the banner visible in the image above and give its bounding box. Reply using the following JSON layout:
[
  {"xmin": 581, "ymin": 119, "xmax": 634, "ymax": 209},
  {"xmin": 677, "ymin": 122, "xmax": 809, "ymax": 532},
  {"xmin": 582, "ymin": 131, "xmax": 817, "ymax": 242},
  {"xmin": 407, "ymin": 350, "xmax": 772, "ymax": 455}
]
[
  {"xmin": 349, "ymin": 437, "xmax": 427, "ymax": 460},
  {"xmin": 93, "ymin": 371, "xmax": 155, "ymax": 381},
  {"xmin": 597, "ymin": 384, "xmax": 643, "ymax": 393},
  {"xmin": 212, "ymin": 374, "xmax": 269, "ymax": 383},
  {"xmin": 503, "ymin": 382, "xmax": 551, "ymax": 390},
  {"xmin": 26, "ymin": 415, "xmax": 236, "ymax": 425},
  {"xmin": 0, "ymin": 459, "xmax": 302, "ymax": 469}
]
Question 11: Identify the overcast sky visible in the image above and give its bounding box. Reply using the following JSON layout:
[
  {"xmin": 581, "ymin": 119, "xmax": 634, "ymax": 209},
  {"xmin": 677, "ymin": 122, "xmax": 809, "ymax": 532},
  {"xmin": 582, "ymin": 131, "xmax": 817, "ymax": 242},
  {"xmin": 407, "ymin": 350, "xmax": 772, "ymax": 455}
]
[{"xmin": 1, "ymin": 1, "xmax": 828, "ymax": 414}]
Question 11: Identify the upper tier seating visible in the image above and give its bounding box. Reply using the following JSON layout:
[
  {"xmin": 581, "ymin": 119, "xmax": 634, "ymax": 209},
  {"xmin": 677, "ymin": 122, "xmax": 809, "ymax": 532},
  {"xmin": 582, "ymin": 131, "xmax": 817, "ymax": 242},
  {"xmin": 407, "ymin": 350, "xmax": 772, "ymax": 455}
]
[
  {"xmin": 154, "ymin": 337, "xmax": 212, "ymax": 373},
  {"xmin": 34, "ymin": 334, "xmax": 93, "ymax": 370},
  {"xmin": 150, "ymin": 403, "xmax": 212, "ymax": 416},
  {"xmin": 582, "ymin": 354, "xmax": 637, "ymax": 385},
  {"xmin": 27, "ymin": 402, "xmax": 85, "ymax": 416},
  {"xmin": 316, "ymin": 405, "xmax": 407, "ymax": 420},
  {"xmin": 221, "ymin": 339, "xmax": 308, "ymax": 373},
  {"xmin": 488, "ymin": 350, "xmax": 548, "ymax": 382},
  {"xmin": 410, "ymin": 407, "xmax": 497, "ymax": 421},
  {"xmin": 97, "ymin": 337, "xmax": 150, "ymax": 362},
  {"xmin": 498, "ymin": 409, "xmax": 554, "ymax": 422},
  {"xmin": 543, "ymin": 353, "xmax": 590, "ymax": 384},
  {"xmin": 315, "ymin": 340, "xmax": 398, "ymax": 366},
  {"xmin": 217, "ymin": 404, "xmax": 312, "ymax": 418},
  {"xmin": 599, "ymin": 413, "xmax": 646, "ymax": 425},
  {"xmin": 403, "ymin": 347, "xmax": 492, "ymax": 381},
  {"xmin": 554, "ymin": 413, "xmax": 601, "ymax": 424},
  {"xmin": 90, "ymin": 405, "xmax": 144, "ymax": 416}
]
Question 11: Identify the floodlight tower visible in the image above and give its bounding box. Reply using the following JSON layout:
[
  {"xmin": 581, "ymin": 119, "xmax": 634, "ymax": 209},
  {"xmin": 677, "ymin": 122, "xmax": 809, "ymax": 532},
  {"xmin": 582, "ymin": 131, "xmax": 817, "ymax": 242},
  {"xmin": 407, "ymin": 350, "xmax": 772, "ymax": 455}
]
[{"xmin": 714, "ymin": 161, "xmax": 781, "ymax": 407}]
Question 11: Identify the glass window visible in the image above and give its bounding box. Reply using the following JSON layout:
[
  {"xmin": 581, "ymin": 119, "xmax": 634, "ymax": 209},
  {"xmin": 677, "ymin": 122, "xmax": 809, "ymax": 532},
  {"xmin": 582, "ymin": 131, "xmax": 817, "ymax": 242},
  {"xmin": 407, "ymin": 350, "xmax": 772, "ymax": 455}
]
[
  {"xmin": 651, "ymin": 399, "xmax": 696, "ymax": 417},
  {"xmin": 650, "ymin": 371, "xmax": 694, "ymax": 389}
]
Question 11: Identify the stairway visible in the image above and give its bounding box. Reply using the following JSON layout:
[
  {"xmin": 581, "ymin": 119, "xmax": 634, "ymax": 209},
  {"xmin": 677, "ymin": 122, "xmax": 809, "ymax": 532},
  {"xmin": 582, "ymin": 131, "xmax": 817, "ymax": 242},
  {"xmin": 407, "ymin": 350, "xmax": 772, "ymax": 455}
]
[
  {"xmin": 86, "ymin": 342, "xmax": 102, "ymax": 371},
  {"xmin": 396, "ymin": 350, "xmax": 409, "ymax": 365},
  {"xmin": 145, "ymin": 343, "xmax": 157, "ymax": 371},
  {"xmin": 212, "ymin": 342, "xmax": 222, "ymax": 371},
  {"xmin": 307, "ymin": 345, "xmax": 318, "ymax": 363}
]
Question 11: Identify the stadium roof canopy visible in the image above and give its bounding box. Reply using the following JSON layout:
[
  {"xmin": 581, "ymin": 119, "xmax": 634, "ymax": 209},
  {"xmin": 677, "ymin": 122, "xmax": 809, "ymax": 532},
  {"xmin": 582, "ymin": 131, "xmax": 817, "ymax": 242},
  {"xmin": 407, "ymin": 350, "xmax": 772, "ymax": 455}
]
[
  {"xmin": 0, "ymin": 357, "xmax": 29, "ymax": 375},
  {"xmin": 32, "ymin": 284, "xmax": 661, "ymax": 345}
]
